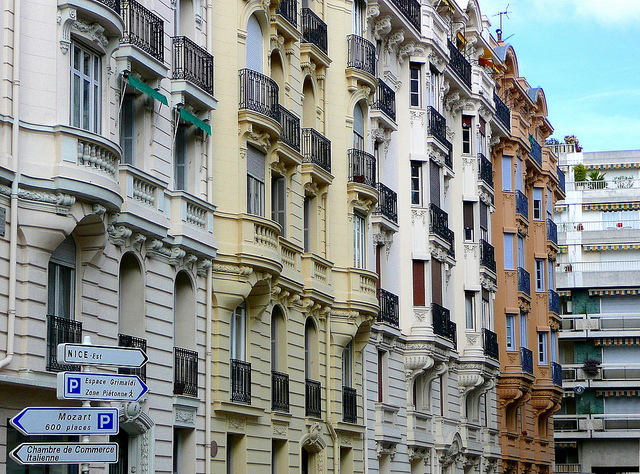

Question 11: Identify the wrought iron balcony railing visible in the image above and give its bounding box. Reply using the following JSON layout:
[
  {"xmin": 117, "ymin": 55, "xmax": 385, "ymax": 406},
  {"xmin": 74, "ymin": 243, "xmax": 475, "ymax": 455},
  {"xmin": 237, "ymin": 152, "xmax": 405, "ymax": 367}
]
[
  {"xmin": 480, "ymin": 239, "xmax": 496, "ymax": 273},
  {"xmin": 493, "ymin": 92, "xmax": 510, "ymax": 130},
  {"xmin": 547, "ymin": 217, "xmax": 558, "ymax": 245},
  {"xmin": 447, "ymin": 40, "xmax": 471, "ymax": 88},
  {"xmin": 374, "ymin": 182, "xmax": 398, "ymax": 223},
  {"xmin": 549, "ymin": 289, "xmax": 560, "ymax": 315},
  {"xmin": 518, "ymin": 266, "xmax": 531, "ymax": 296},
  {"xmin": 377, "ymin": 288, "xmax": 399, "ymax": 327},
  {"xmin": 275, "ymin": 0, "xmax": 297, "ymax": 27},
  {"xmin": 47, "ymin": 315, "xmax": 82, "ymax": 372},
  {"xmin": 99, "ymin": 0, "xmax": 120, "ymax": 12},
  {"xmin": 172, "ymin": 36, "xmax": 214, "ymax": 95},
  {"xmin": 429, "ymin": 203, "xmax": 454, "ymax": 252},
  {"xmin": 348, "ymin": 149, "xmax": 376, "ymax": 187},
  {"xmin": 552, "ymin": 361, "xmax": 563, "ymax": 386},
  {"xmin": 271, "ymin": 370, "xmax": 290, "ymax": 412},
  {"xmin": 302, "ymin": 128, "xmax": 331, "ymax": 173},
  {"xmin": 390, "ymin": 0, "xmax": 420, "ymax": 30},
  {"xmin": 529, "ymin": 135, "xmax": 542, "ymax": 167},
  {"xmin": 305, "ymin": 379, "xmax": 322, "ymax": 418},
  {"xmin": 432, "ymin": 302, "xmax": 456, "ymax": 346},
  {"xmin": 239, "ymin": 68, "xmax": 280, "ymax": 122},
  {"xmin": 118, "ymin": 334, "xmax": 147, "ymax": 382},
  {"xmin": 427, "ymin": 106, "xmax": 449, "ymax": 150},
  {"xmin": 121, "ymin": 0, "xmax": 164, "ymax": 62},
  {"xmin": 521, "ymin": 346, "xmax": 533, "ymax": 374},
  {"xmin": 372, "ymin": 78, "xmax": 396, "ymax": 122},
  {"xmin": 342, "ymin": 386, "xmax": 357, "ymax": 423},
  {"xmin": 515, "ymin": 189, "xmax": 528, "ymax": 220},
  {"xmin": 301, "ymin": 8, "xmax": 328, "ymax": 55},
  {"xmin": 279, "ymin": 105, "xmax": 301, "ymax": 152},
  {"xmin": 174, "ymin": 347, "xmax": 198, "ymax": 396},
  {"xmin": 558, "ymin": 166, "xmax": 565, "ymax": 194},
  {"xmin": 231, "ymin": 359, "xmax": 251, "ymax": 403},
  {"xmin": 483, "ymin": 328, "xmax": 499, "ymax": 360},
  {"xmin": 347, "ymin": 35, "xmax": 376, "ymax": 77},
  {"xmin": 478, "ymin": 153, "xmax": 493, "ymax": 188}
]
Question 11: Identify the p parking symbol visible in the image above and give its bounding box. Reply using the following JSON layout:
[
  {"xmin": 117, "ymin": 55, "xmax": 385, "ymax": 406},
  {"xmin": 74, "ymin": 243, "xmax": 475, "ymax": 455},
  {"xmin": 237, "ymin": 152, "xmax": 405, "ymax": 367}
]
[
  {"xmin": 67, "ymin": 377, "xmax": 81, "ymax": 394},
  {"xmin": 98, "ymin": 413, "xmax": 114, "ymax": 430}
]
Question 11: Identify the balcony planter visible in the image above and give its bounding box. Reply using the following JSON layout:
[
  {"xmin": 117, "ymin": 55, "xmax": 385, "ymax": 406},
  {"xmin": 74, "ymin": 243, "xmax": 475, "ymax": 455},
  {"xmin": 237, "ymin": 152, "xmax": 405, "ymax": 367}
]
[{"xmin": 582, "ymin": 358, "xmax": 600, "ymax": 378}]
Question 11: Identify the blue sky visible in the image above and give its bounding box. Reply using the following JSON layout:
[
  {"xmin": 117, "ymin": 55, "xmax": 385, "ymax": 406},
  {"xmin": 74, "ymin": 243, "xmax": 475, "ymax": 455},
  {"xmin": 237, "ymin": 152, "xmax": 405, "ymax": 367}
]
[{"xmin": 477, "ymin": 0, "xmax": 640, "ymax": 153}]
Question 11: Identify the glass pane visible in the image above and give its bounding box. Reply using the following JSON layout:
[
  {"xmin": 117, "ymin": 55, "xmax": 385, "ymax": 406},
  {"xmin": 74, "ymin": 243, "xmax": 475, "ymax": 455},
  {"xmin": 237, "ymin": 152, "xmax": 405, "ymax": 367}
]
[
  {"xmin": 73, "ymin": 45, "xmax": 81, "ymax": 71},
  {"xmin": 83, "ymin": 79, "xmax": 90, "ymax": 130},
  {"xmin": 83, "ymin": 52, "xmax": 90, "ymax": 76},
  {"xmin": 73, "ymin": 75, "xmax": 81, "ymax": 128},
  {"xmin": 58, "ymin": 266, "xmax": 74, "ymax": 319}
]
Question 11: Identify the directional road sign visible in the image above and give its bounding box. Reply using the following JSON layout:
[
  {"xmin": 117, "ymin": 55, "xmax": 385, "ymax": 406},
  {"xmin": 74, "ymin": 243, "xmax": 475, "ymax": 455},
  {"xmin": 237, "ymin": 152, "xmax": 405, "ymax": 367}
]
[
  {"xmin": 58, "ymin": 343, "xmax": 148, "ymax": 368},
  {"xmin": 10, "ymin": 442, "xmax": 118, "ymax": 465},
  {"xmin": 57, "ymin": 372, "xmax": 148, "ymax": 402},
  {"xmin": 10, "ymin": 407, "xmax": 118, "ymax": 436}
]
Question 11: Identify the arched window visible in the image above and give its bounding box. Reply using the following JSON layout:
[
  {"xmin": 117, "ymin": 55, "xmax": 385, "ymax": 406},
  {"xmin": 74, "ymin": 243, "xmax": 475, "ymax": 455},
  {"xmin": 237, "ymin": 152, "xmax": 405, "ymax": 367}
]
[
  {"xmin": 302, "ymin": 77, "xmax": 315, "ymax": 129},
  {"xmin": 353, "ymin": 102, "xmax": 365, "ymax": 150},
  {"xmin": 119, "ymin": 253, "xmax": 144, "ymax": 338},
  {"xmin": 246, "ymin": 14, "xmax": 263, "ymax": 73},
  {"xmin": 304, "ymin": 318, "xmax": 318, "ymax": 380},
  {"xmin": 271, "ymin": 306, "xmax": 286, "ymax": 371},
  {"xmin": 174, "ymin": 271, "xmax": 195, "ymax": 349}
]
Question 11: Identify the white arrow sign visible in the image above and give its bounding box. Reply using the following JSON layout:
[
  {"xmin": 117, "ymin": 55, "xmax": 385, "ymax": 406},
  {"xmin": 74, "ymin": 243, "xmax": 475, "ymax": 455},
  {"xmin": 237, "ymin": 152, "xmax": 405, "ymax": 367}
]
[
  {"xmin": 57, "ymin": 343, "xmax": 148, "ymax": 368},
  {"xmin": 57, "ymin": 372, "xmax": 148, "ymax": 402},
  {"xmin": 10, "ymin": 442, "xmax": 118, "ymax": 465},
  {"xmin": 10, "ymin": 407, "xmax": 118, "ymax": 436}
]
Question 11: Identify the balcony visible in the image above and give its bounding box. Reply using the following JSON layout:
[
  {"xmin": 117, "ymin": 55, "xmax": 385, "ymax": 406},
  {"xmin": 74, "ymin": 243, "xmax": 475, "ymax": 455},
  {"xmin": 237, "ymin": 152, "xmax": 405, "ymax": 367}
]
[
  {"xmin": 515, "ymin": 189, "xmax": 528, "ymax": 220},
  {"xmin": 348, "ymin": 149, "xmax": 376, "ymax": 187},
  {"xmin": 427, "ymin": 106, "xmax": 451, "ymax": 152},
  {"xmin": 517, "ymin": 267, "xmax": 530, "ymax": 296},
  {"xmin": 47, "ymin": 315, "xmax": 82, "ymax": 372},
  {"xmin": 347, "ymin": 35, "xmax": 376, "ymax": 77},
  {"xmin": 343, "ymin": 387, "xmax": 357, "ymax": 423},
  {"xmin": 480, "ymin": 239, "xmax": 496, "ymax": 273},
  {"xmin": 529, "ymin": 135, "xmax": 542, "ymax": 167},
  {"xmin": 494, "ymin": 92, "xmax": 510, "ymax": 130},
  {"xmin": 390, "ymin": 0, "xmax": 420, "ymax": 30},
  {"xmin": 172, "ymin": 36, "xmax": 214, "ymax": 96},
  {"xmin": 301, "ymin": 8, "xmax": 328, "ymax": 55},
  {"xmin": 271, "ymin": 370, "xmax": 289, "ymax": 412},
  {"xmin": 432, "ymin": 302, "xmax": 456, "ymax": 347},
  {"xmin": 447, "ymin": 40, "xmax": 471, "ymax": 88},
  {"xmin": 120, "ymin": 0, "xmax": 164, "ymax": 63},
  {"xmin": 174, "ymin": 347, "xmax": 198, "ymax": 397},
  {"xmin": 301, "ymin": 128, "xmax": 331, "ymax": 174},
  {"xmin": 118, "ymin": 334, "xmax": 147, "ymax": 382},
  {"xmin": 557, "ymin": 166, "xmax": 565, "ymax": 194},
  {"xmin": 278, "ymin": 105, "xmax": 301, "ymax": 152},
  {"xmin": 429, "ymin": 203, "xmax": 454, "ymax": 255},
  {"xmin": 377, "ymin": 288, "xmax": 399, "ymax": 327},
  {"xmin": 556, "ymin": 465, "xmax": 581, "ymax": 473},
  {"xmin": 372, "ymin": 78, "xmax": 396, "ymax": 123},
  {"xmin": 552, "ymin": 361, "xmax": 562, "ymax": 386},
  {"xmin": 483, "ymin": 328, "xmax": 499, "ymax": 360},
  {"xmin": 478, "ymin": 153, "xmax": 493, "ymax": 189},
  {"xmin": 558, "ymin": 261, "xmax": 640, "ymax": 288},
  {"xmin": 548, "ymin": 289, "xmax": 559, "ymax": 315},
  {"xmin": 547, "ymin": 218, "xmax": 558, "ymax": 245},
  {"xmin": 231, "ymin": 359, "xmax": 251, "ymax": 404},
  {"xmin": 305, "ymin": 379, "xmax": 322, "ymax": 418},
  {"xmin": 520, "ymin": 347, "xmax": 533, "ymax": 374},
  {"xmin": 239, "ymin": 68, "xmax": 280, "ymax": 122},
  {"xmin": 275, "ymin": 0, "xmax": 297, "ymax": 27},
  {"xmin": 374, "ymin": 183, "xmax": 398, "ymax": 224}
]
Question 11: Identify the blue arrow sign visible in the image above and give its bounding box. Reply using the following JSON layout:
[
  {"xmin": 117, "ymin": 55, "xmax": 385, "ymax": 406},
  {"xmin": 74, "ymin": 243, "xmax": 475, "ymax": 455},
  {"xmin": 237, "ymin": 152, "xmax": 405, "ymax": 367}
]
[
  {"xmin": 10, "ymin": 442, "xmax": 118, "ymax": 465},
  {"xmin": 10, "ymin": 407, "xmax": 118, "ymax": 436},
  {"xmin": 57, "ymin": 372, "xmax": 148, "ymax": 401}
]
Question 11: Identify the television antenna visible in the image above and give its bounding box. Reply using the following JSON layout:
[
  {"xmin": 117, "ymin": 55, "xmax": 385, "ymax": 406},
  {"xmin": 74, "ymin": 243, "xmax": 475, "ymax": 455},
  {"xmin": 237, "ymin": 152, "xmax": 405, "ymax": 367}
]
[{"xmin": 493, "ymin": 4, "xmax": 514, "ymax": 41}]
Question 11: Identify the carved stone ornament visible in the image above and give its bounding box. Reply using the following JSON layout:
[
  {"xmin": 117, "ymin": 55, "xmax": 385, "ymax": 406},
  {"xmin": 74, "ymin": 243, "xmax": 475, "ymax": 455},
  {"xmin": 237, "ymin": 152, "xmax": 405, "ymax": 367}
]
[
  {"xmin": 385, "ymin": 30, "xmax": 405, "ymax": 54},
  {"xmin": 372, "ymin": 15, "xmax": 392, "ymax": 41},
  {"xmin": 429, "ymin": 51, "xmax": 445, "ymax": 69},
  {"xmin": 411, "ymin": 209, "xmax": 427, "ymax": 225},
  {"xmin": 248, "ymin": 130, "xmax": 271, "ymax": 152},
  {"xmin": 366, "ymin": 3, "xmax": 380, "ymax": 21},
  {"xmin": 408, "ymin": 446, "xmax": 430, "ymax": 463},
  {"xmin": 480, "ymin": 275, "xmax": 498, "ymax": 292},
  {"xmin": 211, "ymin": 263, "xmax": 253, "ymax": 276},
  {"xmin": 227, "ymin": 416, "xmax": 246, "ymax": 431},
  {"xmin": 196, "ymin": 259, "xmax": 212, "ymax": 276},
  {"xmin": 301, "ymin": 422, "xmax": 326, "ymax": 453},
  {"xmin": 373, "ymin": 231, "xmax": 394, "ymax": 257},
  {"xmin": 410, "ymin": 110, "xmax": 425, "ymax": 126},
  {"xmin": 175, "ymin": 407, "xmax": 196, "ymax": 427},
  {"xmin": 273, "ymin": 423, "xmax": 288, "ymax": 436},
  {"xmin": 429, "ymin": 243, "xmax": 448, "ymax": 263},
  {"xmin": 376, "ymin": 441, "xmax": 397, "ymax": 459},
  {"xmin": 0, "ymin": 184, "xmax": 77, "ymax": 213}
]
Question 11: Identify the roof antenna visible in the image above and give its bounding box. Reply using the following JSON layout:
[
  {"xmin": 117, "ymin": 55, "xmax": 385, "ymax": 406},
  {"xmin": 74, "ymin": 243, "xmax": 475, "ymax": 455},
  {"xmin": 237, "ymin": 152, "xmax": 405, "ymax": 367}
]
[{"xmin": 493, "ymin": 4, "xmax": 513, "ymax": 42}]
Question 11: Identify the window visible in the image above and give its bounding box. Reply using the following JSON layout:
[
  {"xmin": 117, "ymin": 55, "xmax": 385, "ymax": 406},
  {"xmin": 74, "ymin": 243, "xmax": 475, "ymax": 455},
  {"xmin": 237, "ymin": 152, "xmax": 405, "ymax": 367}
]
[
  {"xmin": 231, "ymin": 303, "xmax": 246, "ymax": 362},
  {"xmin": 303, "ymin": 196, "xmax": 312, "ymax": 252},
  {"xmin": 304, "ymin": 318, "xmax": 318, "ymax": 380},
  {"xmin": 506, "ymin": 314, "xmax": 515, "ymax": 350},
  {"xmin": 353, "ymin": 212, "xmax": 366, "ymax": 269},
  {"xmin": 502, "ymin": 157, "xmax": 512, "ymax": 191},
  {"xmin": 479, "ymin": 202, "xmax": 489, "ymax": 241},
  {"xmin": 465, "ymin": 291, "xmax": 475, "ymax": 329},
  {"xmin": 535, "ymin": 259, "xmax": 545, "ymax": 292},
  {"xmin": 520, "ymin": 312, "xmax": 527, "ymax": 348},
  {"xmin": 538, "ymin": 332, "xmax": 548, "ymax": 365},
  {"xmin": 426, "ymin": 66, "xmax": 440, "ymax": 109},
  {"xmin": 548, "ymin": 259, "xmax": 555, "ymax": 290},
  {"xmin": 410, "ymin": 63, "xmax": 421, "ymax": 107},
  {"xmin": 551, "ymin": 331, "xmax": 557, "ymax": 363},
  {"xmin": 430, "ymin": 160, "xmax": 440, "ymax": 207},
  {"xmin": 377, "ymin": 350, "xmax": 387, "ymax": 403},
  {"xmin": 411, "ymin": 161, "xmax": 422, "ymax": 205},
  {"xmin": 247, "ymin": 146, "xmax": 266, "ymax": 216},
  {"xmin": 517, "ymin": 235, "xmax": 524, "ymax": 269},
  {"xmin": 504, "ymin": 233, "xmax": 514, "ymax": 270},
  {"xmin": 175, "ymin": 124, "xmax": 188, "ymax": 191},
  {"xmin": 516, "ymin": 157, "xmax": 524, "ymax": 192},
  {"xmin": 271, "ymin": 175, "xmax": 286, "ymax": 235},
  {"xmin": 353, "ymin": 102, "xmax": 365, "ymax": 150},
  {"xmin": 342, "ymin": 341, "xmax": 353, "ymax": 388},
  {"xmin": 70, "ymin": 42, "xmax": 101, "ymax": 133},
  {"xmin": 431, "ymin": 259, "xmax": 442, "ymax": 306},
  {"xmin": 412, "ymin": 260, "xmax": 425, "ymax": 306},
  {"xmin": 477, "ymin": 118, "xmax": 486, "ymax": 155},
  {"xmin": 246, "ymin": 15, "xmax": 263, "ymax": 72},
  {"xmin": 121, "ymin": 95, "xmax": 135, "ymax": 165},
  {"xmin": 48, "ymin": 236, "xmax": 76, "ymax": 319},
  {"xmin": 546, "ymin": 188, "xmax": 553, "ymax": 219},
  {"xmin": 463, "ymin": 201, "xmax": 474, "ymax": 241},
  {"xmin": 533, "ymin": 188, "xmax": 542, "ymax": 220},
  {"xmin": 462, "ymin": 116, "xmax": 472, "ymax": 154},
  {"xmin": 482, "ymin": 289, "xmax": 491, "ymax": 329}
]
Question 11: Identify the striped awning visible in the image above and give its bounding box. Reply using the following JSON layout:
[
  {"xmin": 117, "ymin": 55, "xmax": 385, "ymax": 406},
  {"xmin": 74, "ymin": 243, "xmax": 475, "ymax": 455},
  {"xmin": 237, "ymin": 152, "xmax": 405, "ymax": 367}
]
[
  {"xmin": 559, "ymin": 246, "xmax": 568, "ymax": 253},
  {"xmin": 558, "ymin": 290, "xmax": 571, "ymax": 297},
  {"xmin": 555, "ymin": 442, "xmax": 577, "ymax": 448},
  {"xmin": 562, "ymin": 391, "xmax": 575, "ymax": 398},
  {"xmin": 555, "ymin": 205, "xmax": 568, "ymax": 212},
  {"xmin": 583, "ymin": 202, "xmax": 640, "ymax": 211},
  {"xmin": 596, "ymin": 390, "xmax": 640, "ymax": 397},
  {"xmin": 585, "ymin": 244, "xmax": 640, "ymax": 251},
  {"xmin": 586, "ymin": 163, "xmax": 640, "ymax": 170},
  {"xmin": 595, "ymin": 337, "xmax": 640, "ymax": 346},
  {"xmin": 589, "ymin": 289, "xmax": 640, "ymax": 296}
]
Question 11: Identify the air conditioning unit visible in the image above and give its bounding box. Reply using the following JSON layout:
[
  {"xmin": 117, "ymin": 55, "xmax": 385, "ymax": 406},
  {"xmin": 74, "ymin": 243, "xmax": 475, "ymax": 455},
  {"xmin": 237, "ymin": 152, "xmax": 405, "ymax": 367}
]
[{"xmin": 574, "ymin": 385, "xmax": 585, "ymax": 395}]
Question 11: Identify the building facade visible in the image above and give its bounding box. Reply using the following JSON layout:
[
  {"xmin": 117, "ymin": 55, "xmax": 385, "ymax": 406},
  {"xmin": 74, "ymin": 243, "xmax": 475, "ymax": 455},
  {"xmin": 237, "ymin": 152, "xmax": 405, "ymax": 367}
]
[{"xmin": 554, "ymin": 146, "xmax": 640, "ymax": 474}]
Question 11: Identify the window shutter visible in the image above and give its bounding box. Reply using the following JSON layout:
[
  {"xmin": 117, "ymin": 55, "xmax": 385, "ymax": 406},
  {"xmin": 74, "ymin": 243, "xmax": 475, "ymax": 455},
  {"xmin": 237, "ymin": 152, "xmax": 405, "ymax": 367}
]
[
  {"xmin": 431, "ymin": 259, "xmax": 442, "ymax": 306},
  {"xmin": 246, "ymin": 15, "xmax": 263, "ymax": 73},
  {"xmin": 502, "ymin": 157, "xmax": 512, "ymax": 191},
  {"xmin": 430, "ymin": 160, "xmax": 440, "ymax": 207},
  {"xmin": 504, "ymin": 233, "xmax": 514, "ymax": 270},
  {"xmin": 412, "ymin": 260, "xmax": 425, "ymax": 306},
  {"xmin": 247, "ymin": 146, "xmax": 266, "ymax": 181}
]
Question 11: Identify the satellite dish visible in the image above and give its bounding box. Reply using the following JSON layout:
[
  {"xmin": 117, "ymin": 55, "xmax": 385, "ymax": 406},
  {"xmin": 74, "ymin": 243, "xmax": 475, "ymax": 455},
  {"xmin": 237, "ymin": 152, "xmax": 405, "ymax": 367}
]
[{"xmin": 574, "ymin": 385, "xmax": 585, "ymax": 395}]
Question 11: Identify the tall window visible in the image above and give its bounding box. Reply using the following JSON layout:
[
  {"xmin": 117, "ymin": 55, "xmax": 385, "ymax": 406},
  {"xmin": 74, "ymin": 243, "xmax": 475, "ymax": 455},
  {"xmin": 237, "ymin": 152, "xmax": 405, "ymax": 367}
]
[
  {"xmin": 516, "ymin": 157, "xmax": 524, "ymax": 192},
  {"xmin": 550, "ymin": 331, "xmax": 557, "ymax": 363},
  {"xmin": 48, "ymin": 236, "xmax": 76, "ymax": 319},
  {"xmin": 520, "ymin": 312, "xmax": 527, "ymax": 349},
  {"xmin": 304, "ymin": 318, "xmax": 318, "ymax": 380},
  {"xmin": 410, "ymin": 63, "xmax": 421, "ymax": 107},
  {"xmin": 517, "ymin": 235, "xmax": 525, "ymax": 269},
  {"xmin": 271, "ymin": 175, "xmax": 286, "ymax": 234},
  {"xmin": 353, "ymin": 212, "xmax": 366, "ymax": 268},
  {"xmin": 479, "ymin": 202, "xmax": 489, "ymax": 241},
  {"xmin": 71, "ymin": 42, "xmax": 101, "ymax": 133},
  {"xmin": 506, "ymin": 314, "xmax": 515, "ymax": 350},
  {"xmin": 247, "ymin": 146, "xmax": 266, "ymax": 216},
  {"xmin": 477, "ymin": 118, "xmax": 486, "ymax": 155},
  {"xmin": 246, "ymin": 15, "xmax": 263, "ymax": 72},
  {"xmin": 412, "ymin": 260, "xmax": 425, "ymax": 306},
  {"xmin": 342, "ymin": 341, "xmax": 353, "ymax": 388},
  {"xmin": 463, "ymin": 201, "xmax": 474, "ymax": 241},
  {"xmin": 352, "ymin": 0, "xmax": 365, "ymax": 35},
  {"xmin": 502, "ymin": 156, "xmax": 512, "ymax": 191},
  {"xmin": 462, "ymin": 116, "xmax": 472, "ymax": 154},
  {"xmin": 504, "ymin": 233, "xmax": 514, "ymax": 270},
  {"xmin": 465, "ymin": 291, "xmax": 475, "ymax": 329},
  {"xmin": 353, "ymin": 103, "xmax": 365, "ymax": 150},
  {"xmin": 121, "ymin": 95, "xmax": 135, "ymax": 165},
  {"xmin": 411, "ymin": 161, "xmax": 422, "ymax": 206},
  {"xmin": 535, "ymin": 259, "xmax": 545, "ymax": 292},
  {"xmin": 533, "ymin": 188, "xmax": 543, "ymax": 220},
  {"xmin": 482, "ymin": 289, "xmax": 491, "ymax": 329},
  {"xmin": 231, "ymin": 303, "xmax": 246, "ymax": 362},
  {"xmin": 175, "ymin": 124, "xmax": 188, "ymax": 191},
  {"xmin": 546, "ymin": 188, "xmax": 553, "ymax": 219},
  {"xmin": 303, "ymin": 196, "xmax": 312, "ymax": 252},
  {"xmin": 377, "ymin": 350, "xmax": 387, "ymax": 403},
  {"xmin": 548, "ymin": 259, "xmax": 555, "ymax": 290},
  {"xmin": 538, "ymin": 332, "xmax": 548, "ymax": 365}
]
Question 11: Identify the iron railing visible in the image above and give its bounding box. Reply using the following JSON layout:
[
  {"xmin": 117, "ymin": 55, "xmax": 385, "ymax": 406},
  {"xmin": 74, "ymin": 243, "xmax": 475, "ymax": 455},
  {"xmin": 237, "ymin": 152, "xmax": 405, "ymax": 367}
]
[
  {"xmin": 478, "ymin": 153, "xmax": 493, "ymax": 188},
  {"xmin": 427, "ymin": 106, "xmax": 448, "ymax": 149},
  {"xmin": 529, "ymin": 135, "xmax": 542, "ymax": 167},
  {"xmin": 373, "ymin": 78, "xmax": 396, "ymax": 122},
  {"xmin": 557, "ymin": 166, "xmax": 565, "ymax": 194},
  {"xmin": 347, "ymin": 35, "xmax": 376, "ymax": 76},
  {"xmin": 483, "ymin": 328, "xmax": 499, "ymax": 360},
  {"xmin": 521, "ymin": 347, "xmax": 533, "ymax": 374},
  {"xmin": 174, "ymin": 347, "xmax": 198, "ymax": 396},
  {"xmin": 276, "ymin": 0, "xmax": 297, "ymax": 27},
  {"xmin": 552, "ymin": 361, "xmax": 563, "ymax": 386},
  {"xmin": 302, "ymin": 128, "xmax": 331, "ymax": 173},
  {"xmin": 432, "ymin": 302, "xmax": 456, "ymax": 346},
  {"xmin": 480, "ymin": 239, "xmax": 496, "ymax": 273},
  {"xmin": 172, "ymin": 36, "xmax": 214, "ymax": 95},
  {"xmin": 374, "ymin": 182, "xmax": 398, "ymax": 223},
  {"xmin": 494, "ymin": 92, "xmax": 510, "ymax": 130},
  {"xmin": 239, "ymin": 68, "xmax": 280, "ymax": 122},
  {"xmin": 390, "ymin": 0, "xmax": 420, "ymax": 30},
  {"xmin": 271, "ymin": 370, "xmax": 289, "ymax": 412},
  {"xmin": 348, "ymin": 149, "xmax": 376, "ymax": 187},
  {"xmin": 118, "ymin": 334, "xmax": 147, "ymax": 382},
  {"xmin": 47, "ymin": 315, "xmax": 82, "ymax": 372},
  {"xmin": 301, "ymin": 8, "xmax": 328, "ymax": 54},
  {"xmin": 342, "ymin": 386, "xmax": 357, "ymax": 423},
  {"xmin": 549, "ymin": 289, "xmax": 560, "ymax": 315},
  {"xmin": 518, "ymin": 267, "xmax": 531, "ymax": 296},
  {"xmin": 279, "ymin": 105, "xmax": 301, "ymax": 151},
  {"xmin": 547, "ymin": 217, "xmax": 558, "ymax": 245},
  {"xmin": 231, "ymin": 359, "xmax": 252, "ymax": 403},
  {"xmin": 377, "ymin": 288, "xmax": 399, "ymax": 327},
  {"xmin": 515, "ymin": 189, "xmax": 528, "ymax": 220},
  {"xmin": 447, "ymin": 40, "xmax": 471, "ymax": 88},
  {"xmin": 99, "ymin": 0, "xmax": 120, "ymax": 12},
  {"xmin": 305, "ymin": 379, "xmax": 322, "ymax": 418},
  {"xmin": 429, "ymin": 203, "xmax": 454, "ymax": 253},
  {"xmin": 120, "ymin": 0, "xmax": 164, "ymax": 62}
]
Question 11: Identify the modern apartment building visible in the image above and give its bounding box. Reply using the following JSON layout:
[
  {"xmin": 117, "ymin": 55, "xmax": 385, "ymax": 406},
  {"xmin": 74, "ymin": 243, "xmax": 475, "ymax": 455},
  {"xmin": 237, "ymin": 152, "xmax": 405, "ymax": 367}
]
[{"xmin": 554, "ymin": 146, "xmax": 640, "ymax": 474}]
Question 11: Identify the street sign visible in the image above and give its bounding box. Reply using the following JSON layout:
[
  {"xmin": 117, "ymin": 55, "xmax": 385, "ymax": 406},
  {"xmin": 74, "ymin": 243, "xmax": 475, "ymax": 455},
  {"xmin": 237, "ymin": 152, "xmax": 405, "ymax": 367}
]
[
  {"xmin": 10, "ymin": 407, "xmax": 118, "ymax": 436},
  {"xmin": 57, "ymin": 372, "xmax": 148, "ymax": 402},
  {"xmin": 57, "ymin": 343, "xmax": 148, "ymax": 368},
  {"xmin": 10, "ymin": 442, "xmax": 118, "ymax": 465}
]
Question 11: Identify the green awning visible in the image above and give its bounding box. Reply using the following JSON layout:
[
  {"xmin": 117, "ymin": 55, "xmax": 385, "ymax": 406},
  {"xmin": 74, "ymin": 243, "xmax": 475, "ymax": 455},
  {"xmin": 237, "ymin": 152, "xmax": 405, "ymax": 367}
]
[
  {"xmin": 126, "ymin": 74, "xmax": 168, "ymax": 106},
  {"xmin": 179, "ymin": 107, "xmax": 211, "ymax": 135}
]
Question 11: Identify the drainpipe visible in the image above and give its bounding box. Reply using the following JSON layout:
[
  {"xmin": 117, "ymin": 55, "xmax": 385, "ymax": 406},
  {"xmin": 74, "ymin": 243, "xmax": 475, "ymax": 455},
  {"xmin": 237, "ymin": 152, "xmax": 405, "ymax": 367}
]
[
  {"xmin": 205, "ymin": 264, "xmax": 212, "ymax": 474},
  {"xmin": 0, "ymin": 0, "xmax": 21, "ymax": 371}
]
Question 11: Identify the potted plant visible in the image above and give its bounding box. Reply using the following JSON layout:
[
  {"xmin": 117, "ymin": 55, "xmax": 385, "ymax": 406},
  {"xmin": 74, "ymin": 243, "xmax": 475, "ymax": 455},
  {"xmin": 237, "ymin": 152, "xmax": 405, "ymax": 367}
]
[
  {"xmin": 582, "ymin": 358, "xmax": 601, "ymax": 377},
  {"xmin": 574, "ymin": 164, "xmax": 587, "ymax": 185}
]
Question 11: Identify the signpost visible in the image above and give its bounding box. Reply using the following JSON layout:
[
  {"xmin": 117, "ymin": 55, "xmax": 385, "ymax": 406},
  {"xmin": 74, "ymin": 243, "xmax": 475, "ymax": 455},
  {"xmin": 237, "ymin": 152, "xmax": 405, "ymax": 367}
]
[
  {"xmin": 57, "ymin": 372, "xmax": 148, "ymax": 402},
  {"xmin": 10, "ymin": 407, "xmax": 118, "ymax": 436},
  {"xmin": 57, "ymin": 343, "xmax": 148, "ymax": 368},
  {"xmin": 9, "ymin": 442, "xmax": 118, "ymax": 465}
]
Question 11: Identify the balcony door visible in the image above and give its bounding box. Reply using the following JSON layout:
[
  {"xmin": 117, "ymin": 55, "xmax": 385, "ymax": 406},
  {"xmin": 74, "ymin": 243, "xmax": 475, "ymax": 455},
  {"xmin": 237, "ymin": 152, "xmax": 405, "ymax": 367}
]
[
  {"xmin": 231, "ymin": 303, "xmax": 247, "ymax": 362},
  {"xmin": 247, "ymin": 15, "xmax": 263, "ymax": 73},
  {"xmin": 353, "ymin": 102, "xmax": 365, "ymax": 151}
]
